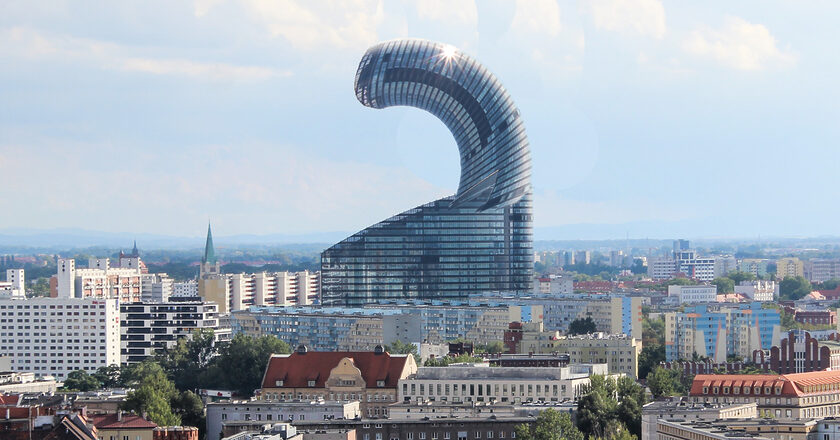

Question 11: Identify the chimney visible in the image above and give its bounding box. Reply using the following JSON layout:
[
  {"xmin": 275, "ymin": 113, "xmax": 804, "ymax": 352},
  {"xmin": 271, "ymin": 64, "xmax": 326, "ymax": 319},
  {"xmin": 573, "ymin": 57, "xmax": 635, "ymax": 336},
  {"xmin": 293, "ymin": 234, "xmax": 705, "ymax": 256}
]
[{"xmin": 117, "ymin": 410, "xmax": 122, "ymax": 421}]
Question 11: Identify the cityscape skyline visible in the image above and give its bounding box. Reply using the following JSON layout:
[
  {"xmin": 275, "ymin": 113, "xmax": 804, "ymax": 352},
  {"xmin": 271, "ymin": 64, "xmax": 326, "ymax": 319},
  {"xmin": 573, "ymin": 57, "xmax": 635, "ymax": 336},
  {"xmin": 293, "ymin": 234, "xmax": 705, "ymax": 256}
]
[{"xmin": 3, "ymin": 1, "xmax": 840, "ymax": 240}]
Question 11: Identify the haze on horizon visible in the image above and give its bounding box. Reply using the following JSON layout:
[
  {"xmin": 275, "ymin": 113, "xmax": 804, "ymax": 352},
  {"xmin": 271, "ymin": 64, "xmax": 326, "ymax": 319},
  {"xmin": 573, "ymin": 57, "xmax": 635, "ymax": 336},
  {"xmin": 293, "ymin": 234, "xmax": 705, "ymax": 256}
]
[{"xmin": 1, "ymin": 1, "xmax": 838, "ymax": 241}]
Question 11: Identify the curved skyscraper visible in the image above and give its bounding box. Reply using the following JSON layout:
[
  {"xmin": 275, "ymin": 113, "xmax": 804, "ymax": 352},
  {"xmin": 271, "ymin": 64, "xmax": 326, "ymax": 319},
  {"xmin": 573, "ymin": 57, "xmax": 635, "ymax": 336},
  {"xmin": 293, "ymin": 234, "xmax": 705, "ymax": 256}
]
[{"xmin": 321, "ymin": 39, "xmax": 533, "ymax": 306}]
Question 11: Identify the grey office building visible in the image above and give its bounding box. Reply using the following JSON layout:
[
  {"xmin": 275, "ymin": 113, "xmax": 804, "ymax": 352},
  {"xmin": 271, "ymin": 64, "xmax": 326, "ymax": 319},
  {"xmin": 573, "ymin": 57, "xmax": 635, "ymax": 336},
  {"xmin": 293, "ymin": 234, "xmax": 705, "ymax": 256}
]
[{"xmin": 322, "ymin": 39, "xmax": 533, "ymax": 305}]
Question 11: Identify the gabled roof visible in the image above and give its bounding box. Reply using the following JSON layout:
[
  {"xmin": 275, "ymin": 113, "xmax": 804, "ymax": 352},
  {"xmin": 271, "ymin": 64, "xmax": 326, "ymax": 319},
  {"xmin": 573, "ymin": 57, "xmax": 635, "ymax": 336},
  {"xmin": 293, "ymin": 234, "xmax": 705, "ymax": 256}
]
[
  {"xmin": 90, "ymin": 413, "xmax": 157, "ymax": 429},
  {"xmin": 261, "ymin": 351, "xmax": 412, "ymax": 389},
  {"xmin": 691, "ymin": 370, "xmax": 840, "ymax": 397},
  {"xmin": 0, "ymin": 394, "xmax": 20, "ymax": 405}
]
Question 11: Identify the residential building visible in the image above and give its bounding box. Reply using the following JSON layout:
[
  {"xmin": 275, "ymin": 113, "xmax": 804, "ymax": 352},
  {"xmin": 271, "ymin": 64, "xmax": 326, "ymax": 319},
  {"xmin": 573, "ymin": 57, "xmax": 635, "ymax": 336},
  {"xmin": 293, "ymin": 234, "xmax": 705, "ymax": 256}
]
[
  {"xmin": 739, "ymin": 259, "xmax": 769, "ymax": 277},
  {"xmin": 816, "ymin": 419, "xmax": 840, "ymax": 440},
  {"xmin": 219, "ymin": 422, "xmax": 300, "ymax": 440},
  {"xmin": 532, "ymin": 275, "xmax": 573, "ymax": 295},
  {"xmin": 808, "ymin": 259, "xmax": 840, "ymax": 283},
  {"xmin": 734, "ymin": 280, "xmax": 777, "ymax": 302},
  {"xmin": 120, "ymin": 300, "xmax": 231, "ymax": 364},
  {"xmin": 777, "ymin": 258, "xmax": 805, "ymax": 279},
  {"xmin": 91, "ymin": 412, "xmax": 158, "ymax": 440},
  {"xmin": 55, "ymin": 256, "xmax": 143, "ymax": 303},
  {"xmin": 641, "ymin": 398, "xmax": 757, "ymax": 440},
  {"xmin": 206, "ymin": 400, "xmax": 360, "ymax": 440},
  {"xmin": 665, "ymin": 303, "xmax": 781, "ymax": 362},
  {"xmin": 141, "ymin": 273, "xmax": 174, "ymax": 303},
  {"xmin": 294, "ymin": 417, "xmax": 534, "ymax": 440},
  {"xmin": 399, "ymin": 363, "xmax": 613, "ymax": 404},
  {"xmin": 321, "ymin": 39, "xmax": 533, "ymax": 306},
  {"xmin": 0, "ymin": 269, "xmax": 25, "ymax": 298},
  {"xmin": 689, "ymin": 370, "xmax": 840, "ymax": 419},
  {"xmin": 714, "ymin": 255, "xmax": 738, "ymax": 278},
  {"xmin": 648, "ymin": 243, "xmax": 718, "ymax": 281},
  {"xmin": 487, "ymin": 353, "xmax": 570, "ymax": 368},
  {"xmin": 547, "ymin": 333, "xmax": 641, "ymax": 378},
  {"xmin": 785, "ymin": 307, "xmax": 838, "ymax": 326},
  {"xmin": 173, "ymin": 280, "xmax": 198, "ymax": 298},
  {"xmin": 721, "ymin": 419, "xmax": 817, "ymax": 440},
  {"xmin": 668, "ymin": 285, "xmax": 717, "ymax": 304},
  {"xmin": 0, "ymin": 297, "xmax": 120, "ymax": 379},
  {"xmin": 0, "ymin": 371, "xmax": 58, "ymax": 393},
  {"xmin": 257, "ymin": 346, "xmax": 418, "ymax": 418}
]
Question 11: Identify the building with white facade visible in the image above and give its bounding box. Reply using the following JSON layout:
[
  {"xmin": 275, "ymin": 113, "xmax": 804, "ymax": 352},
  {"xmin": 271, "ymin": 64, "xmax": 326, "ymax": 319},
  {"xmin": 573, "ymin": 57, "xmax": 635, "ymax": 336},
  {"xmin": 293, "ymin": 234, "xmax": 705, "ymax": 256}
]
[
  {"xmin": 55, "ymin": 257, "xmax": 143, "ymax": 303},
  {"xmin": 808, "ymin": 259, "xmax": 840, "ymax": 283},
  {"xmin": 173, "ymin": 280, "xmax": 198, "ymax": 297},
  {"xmin": 398, "ymin": 363, "xmax": 614, "ymax": 404},
  {"xmin": 0, "ymin": 269, "xmax": 25, "ymax": 298},
  {"xmin": 648, "ymin": 244, "xmax": 717, "ymax": 282},
  {"xmin": 0, "ymin": 297, "xmax": 120, "ymax": 379},
  {"xmin": 668, "ymin": 285, "xmax": 718, "ymax": 304},
  {"xmin": 713, "ymin": 255, "xmax": 737, "ymax": 278},
  {"xmin": 734, "ymin": 280, "xmax": 777, "ymax": 302},
  {"xmin": 206, "ymin": 400, "xmax": 360, "ymax": 440},
  {"xmin": 532, "ymin": 275, "xmax": 573, "ymax": 295},
  {"xmin": 141, "ymin": 273, "xmax": 173, "ymax": 303},
  {"xmin": 641, "ymin": 398, "xmax": 757, "ymax": 440},
  {"xmin": 121, "ymin": 300, "xmax": 231, "ymax": 364}
]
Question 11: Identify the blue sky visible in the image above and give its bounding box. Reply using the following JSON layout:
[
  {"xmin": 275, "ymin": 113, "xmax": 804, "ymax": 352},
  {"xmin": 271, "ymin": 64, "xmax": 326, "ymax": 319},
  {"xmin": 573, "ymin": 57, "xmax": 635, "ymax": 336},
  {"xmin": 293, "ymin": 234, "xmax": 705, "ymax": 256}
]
[{"xmin": 1, "ymin": 0, "xmax": 838, "ymax": 240}]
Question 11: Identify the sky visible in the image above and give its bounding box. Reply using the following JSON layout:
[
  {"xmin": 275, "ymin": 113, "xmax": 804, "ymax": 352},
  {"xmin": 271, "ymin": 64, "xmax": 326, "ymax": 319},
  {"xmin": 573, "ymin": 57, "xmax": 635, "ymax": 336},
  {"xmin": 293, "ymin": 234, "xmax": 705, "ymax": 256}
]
[{"xmin": 1, "ymin": 0, "xmax": 839, "ymax": 241}]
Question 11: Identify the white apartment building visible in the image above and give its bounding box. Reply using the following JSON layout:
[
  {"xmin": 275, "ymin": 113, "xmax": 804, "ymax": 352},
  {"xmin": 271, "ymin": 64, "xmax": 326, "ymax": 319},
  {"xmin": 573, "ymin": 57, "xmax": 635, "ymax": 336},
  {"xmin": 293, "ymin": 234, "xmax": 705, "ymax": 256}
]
[
  {"xmin": 713, "ymin": 256, "xmax": 737, "ymax": 278},
  {"xmin": 734, "ymin": 280, "xmax": 777, "ymax": 302},
  {"xmin": 649, "ymin": 250, "xmax": 717, "ymax": 282},
  {"xmin": 56, "ymin": 258, "xmax": 143, "ymax": 303},
  {"xmin": 532, "ymin": 275, "xmax": 573, "ymax": 295},
  {"xmin": 668, "ymin": 285, "xmax": 718, "ymax": 304},
  {"xmin": 0, "ymin": 269, "xmax": 25, "ymax": 299},
  {"xmin": 808, "ymin": 259, "xmax": 840, "ymax": 283},
  {"xmin": 0, "ymin": 297, "xmax": 120, "ymax": 379},
  {"xmin": 140, "ymin": 273, "xmax": 173, "ymax": 303},
  {"xmin": 173, "ymin": 280, "xmax": 198, "ymax": 297},
  {"xmin": 399, "ymin": 363, "xmax": 614, "ymax": 404},
  {"xmin": 120, "ymin": 300, "xmax": 231, "ymax": 364},
  {"xmin": 202, "ymin": 270, "xmax": 321, "ymax": 313}
]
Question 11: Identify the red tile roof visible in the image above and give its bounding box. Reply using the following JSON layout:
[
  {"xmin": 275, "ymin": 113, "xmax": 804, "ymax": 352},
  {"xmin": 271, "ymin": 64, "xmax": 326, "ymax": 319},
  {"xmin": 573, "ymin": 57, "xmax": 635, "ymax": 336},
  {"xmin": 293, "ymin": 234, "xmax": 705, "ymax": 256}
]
[
  {"xmin": 91, "ymin": 413, "xmax": 158, "ymax": 429},
  {"xmin": 261, "ymin": 351, "xmax": 412, "ymax": 389},
  {"xmin": 0, "ymin": 394, "xmax": 21, "ymax": 405},
  {"xmin": 690, "ymin": 370, "xmax": 840, "ymax": 397}
]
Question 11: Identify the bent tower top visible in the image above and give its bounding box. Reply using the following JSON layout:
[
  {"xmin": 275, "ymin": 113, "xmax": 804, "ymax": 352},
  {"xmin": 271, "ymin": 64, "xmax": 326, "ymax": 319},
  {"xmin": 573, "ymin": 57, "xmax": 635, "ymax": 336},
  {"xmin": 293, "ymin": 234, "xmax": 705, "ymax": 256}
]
[{"xmin": 354, "ymin": 39, "xmax": 531, "ymax": 211}]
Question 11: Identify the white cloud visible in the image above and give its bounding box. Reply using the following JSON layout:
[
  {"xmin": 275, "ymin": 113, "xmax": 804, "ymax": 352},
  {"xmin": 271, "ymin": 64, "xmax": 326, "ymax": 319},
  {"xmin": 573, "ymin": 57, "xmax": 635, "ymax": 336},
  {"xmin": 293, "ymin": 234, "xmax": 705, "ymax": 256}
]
[
  {"xmin": 684, "ymin": 16, "xmax": 796, "ymax": 71},
  {"xmin": 415, "ymin": 0, "xmax": 478, "ymax": 26},
  {"xmin": 0, "ymin": 27, "xmax": 287, "ymax": 81},
  {"xmin": 511, "ymin": 0, "xmax": 562, "ymax": 37},
  {"xmin": 243, "ymin": 0, "xmax": 385, "ymax": 51},
  {"xmin": 587, "ymin": 0, "xmax": 666, "ymax": 39}
]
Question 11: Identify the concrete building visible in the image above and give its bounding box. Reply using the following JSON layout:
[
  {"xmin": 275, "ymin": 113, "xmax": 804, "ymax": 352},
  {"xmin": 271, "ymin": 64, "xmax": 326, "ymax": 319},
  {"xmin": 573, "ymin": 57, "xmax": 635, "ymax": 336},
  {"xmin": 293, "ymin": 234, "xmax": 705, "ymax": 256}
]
[
  {"xmin": 809, "ymin": 259, "xmax": 840, "ymax": 283},
  {"xmin": 656, "ymin": 419, "xmax": 771, "ymax": 440},
  {"xmin": 762, "ymin": 330, "xmax": 840, "ymax": 374},
  {"xmin": 714, "ymin": 255, "xmax": 738, "ymax": 278},
  {"xmin": 120, "ymin": 300, "xmax": 232, "ymax": 364},
  {"xmin": 294, "ymin": 417, "xmax": 533, "ymax": 440},
  {"xmin": 0, "ymin": 371, "xmax": 58, "ymax": 393},
  {"xmin": 549, "ymin": 333, "xmax": 641, "ymax": 378},
  {"xmin": 734, "ymin": 280, "xmax": 777, "ymax": 302},
  {"xmin": 173, "ymin": 280, "xmax": 198, "ymax": 298},
  {"xmin": 55, "ymin": 257, "xmax": 143, "ymax": 303},
  {"xmin": 0, "ymin": 269, "xmax": 25, "ymax": 298},
  {"xmin": 777, "ymin": 258, "xmax": 805, "ymax": 279},
  {"xmin": 257, "ymin": 346, "xmax": 417, "ymax": 418},
  {"xmin": 665, "ymin": 303, "xmax": 781, "ymax": 362},
  {"xmin": 532, "ymin": 275, "xmax": 573, "ymax": 295},
  {"xmin": 399, "ymin": 363, "xmax": 613, "ymax": 404},
  {"xmin": 689, "ymin": 370, "xmax": 840, "ymax": 419},
  {"xmin": 141, "ymin": 273, "xmax": 174, "ymax": 303},
  {"xmin": 738, "ymin": 259, "xmax": 769, "ymax": 277},
  {"xmin": 668, "ymin": 285, "xmax": 718, "ymax": 304},
  {"xmin": 206, "ymin": 400, "xmax": 360, "ymax": 440},
  {"xmin": 0, "ymin": 297, "xmax": 120, "ymax": 378},
  {"xmin": 91, "ymin": 413, "xmax": 158, "ymax": 440},
  {"xmin": 642, "ymin": 398, "xmax": 757, "ymax": 440},
  {"xmin": 648, "ymin": 245, "xmax": 718, "ymax": 282}
]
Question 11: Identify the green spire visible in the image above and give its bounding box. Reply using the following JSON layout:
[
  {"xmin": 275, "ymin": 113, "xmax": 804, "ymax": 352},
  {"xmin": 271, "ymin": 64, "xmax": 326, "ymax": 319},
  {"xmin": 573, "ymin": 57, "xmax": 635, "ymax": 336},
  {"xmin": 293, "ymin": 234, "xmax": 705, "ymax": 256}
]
[{"xmin": 202, "ymin": 223, "xmax": 216, "ymax": 264}]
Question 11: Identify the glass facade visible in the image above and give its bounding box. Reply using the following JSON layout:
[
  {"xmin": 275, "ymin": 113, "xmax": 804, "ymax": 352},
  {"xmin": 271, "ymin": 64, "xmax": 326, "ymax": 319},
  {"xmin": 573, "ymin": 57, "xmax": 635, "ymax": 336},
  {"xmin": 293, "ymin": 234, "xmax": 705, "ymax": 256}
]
[{"xmin": 322, "ymin": 39, "xmax": 533, "ymax": 306}]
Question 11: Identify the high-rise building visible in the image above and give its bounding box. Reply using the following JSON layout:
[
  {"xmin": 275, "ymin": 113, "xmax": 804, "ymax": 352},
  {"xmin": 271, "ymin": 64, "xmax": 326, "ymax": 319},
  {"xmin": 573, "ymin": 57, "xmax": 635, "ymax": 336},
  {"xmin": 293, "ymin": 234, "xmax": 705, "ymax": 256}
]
[
  {"xmin": 321, "ymin": 39, "xmax": 533, "ymax": 306},
  {"xmin": 0, "ymin": 269, "xmax": 25, "ymax": 298},
  {"xmin": 54, "ymin": 256, "xmax": 143, "ymax": 303},
  {"xmin": 777, "ymin": 257, "xmax": 805, "ymax": 279}
]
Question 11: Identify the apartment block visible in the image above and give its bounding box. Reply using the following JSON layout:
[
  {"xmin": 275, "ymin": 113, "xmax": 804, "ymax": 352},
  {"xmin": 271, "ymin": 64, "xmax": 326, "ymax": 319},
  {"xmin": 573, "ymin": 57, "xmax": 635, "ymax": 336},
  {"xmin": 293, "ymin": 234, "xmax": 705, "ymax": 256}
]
[
  {"xmin": 734, "ymin": 280, "xmax": 777, "ymax": 302},
  {"xmin": 777, "ymin": 258, "xmax": 805, "ymax": 279},
  {"xmin": 55, "ymin": 257, "xmax": 143, "ymax": 303},
  {"xmin": 398, "ymin": 363, "xmax": 613, "ymax": 404},
  {"xmin": 0, "ymin": 269, "xmax": 25, "ymax": 299},
  {"xmin": 667, "ymin": 285, "xmax": 717, "ymax": 304},
  {"xmin": 173, "ymin": 280, "xmax": 198, "ymax": 297},
  {"xmin": 206, "ymin": 400, "xmax": 360, "ymax": 440},
  {"xmin": 200, "ymin": 271, "xmax": 322, "ymax": 314},
  {"xmin": 532, "ymin": 275, "xmax": 573, "ymax": 295},
  {"xmin": 141, "ymin": 273, "xmax": 174, "ymax": 303},
  {"xmin": 738, "ymin": 259, "xmax": 769, "ymax": 277},
  {"xmin": 808, "ymin": 259, "xmax": 840, "ymax": 283},
  {"xmin": 0, "ymin": 297, "xmax": 120, "ymax": 379},
  {"xmin": 120, "ymin": 300, "xmax": 232, "ymax": 364},
  {"xmin": 665, "ymin": 303, "xmax": 781, "ymax": 362}
]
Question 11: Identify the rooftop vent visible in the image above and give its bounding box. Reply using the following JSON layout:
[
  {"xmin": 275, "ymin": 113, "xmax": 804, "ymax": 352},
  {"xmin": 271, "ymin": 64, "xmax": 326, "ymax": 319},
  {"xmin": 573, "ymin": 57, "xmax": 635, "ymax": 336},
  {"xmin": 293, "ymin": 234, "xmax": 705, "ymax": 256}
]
[{"xmin": 297, "ymin": 345, "xmax": 308, "ymax": 354}]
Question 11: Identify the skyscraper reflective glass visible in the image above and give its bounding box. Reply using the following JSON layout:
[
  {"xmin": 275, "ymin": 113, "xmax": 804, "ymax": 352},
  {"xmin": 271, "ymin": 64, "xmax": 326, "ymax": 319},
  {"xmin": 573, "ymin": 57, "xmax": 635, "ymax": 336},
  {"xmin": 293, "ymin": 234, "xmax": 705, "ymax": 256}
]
[{"xmin": 321, "ymin": 39, "xmax": 533, "ymax": 306}]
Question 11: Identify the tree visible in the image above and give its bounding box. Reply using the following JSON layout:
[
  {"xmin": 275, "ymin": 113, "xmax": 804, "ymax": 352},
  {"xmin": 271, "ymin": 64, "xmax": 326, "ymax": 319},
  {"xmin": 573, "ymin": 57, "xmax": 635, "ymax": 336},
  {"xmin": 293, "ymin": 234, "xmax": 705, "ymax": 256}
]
[
  {"xmin": 647, "ymin": 367, "xmax": 678, "ymax": 398},
  {"xmin": 779, "ymin": 276, "xmax": 812, "ymax": 300},
  {"xmin": 122, "ymin": 361, "xmax": 180, "ymax": 426},
  {"xmin": 568, "ymin": 317, "xmax": 597, "ymax": 335},
  {"xmin": 515, "ymin": 409, "xmax": 583, "ymax": 440},
  {"xmin": 200, "ymin": 334, "xmax": 291, "ymax": 396},
  {"xmin": 63, "ymin": 370, "xmax": 102, "ymax": 392},
  {"xmin": 727, "ymin": 271, "xmax": 756, "ymax": 284},
  {"xmin": 712, "ymin": 277, "xmax": 735, "ymax": 294},
  {"xmin": 173, "ymin": 391, "xmax": 206, "ymax": 438},
  {"xmin": 385, "ymin": 340, "xmax": 420, "ymax": 363},
  {"xmin": 158, "ymin": 329, "xmax": 218, "ymax": 391},
  {"xmin": 92, "ymin": 365, "xmax": 123, "ymax": 388},
  {"xmin": 476, "ymin": 341, "xmax": 505, "ymax": 354},
  {"xmin": 576, "ymin": 375, "xmax": 645, "ymax": 439}
]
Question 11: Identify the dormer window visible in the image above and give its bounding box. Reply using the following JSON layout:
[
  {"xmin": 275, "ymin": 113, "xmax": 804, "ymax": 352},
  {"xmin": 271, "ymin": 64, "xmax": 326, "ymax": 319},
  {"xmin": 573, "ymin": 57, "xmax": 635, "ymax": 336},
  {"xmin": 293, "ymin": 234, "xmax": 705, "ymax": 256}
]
[
  {"xmin": 775, "ymin": 387, "xmax": 782, "ymax": 395},
  {"xmin": 703, "ymin": 387, "xmax": 708, "ymax": 394},
  {"xmin": 308, "ymin": 380, "xmax": 316, "ymax": 387},
  {"xmin": 723, "ymin": 387, "xmax": 729, "ymax": 394},
  {"xmin": 276, "ymin": 380, "xmax": 284, "ymax": 387},
  {"xmin": 744, "ymin": 387, "xmax": 750, "ymax": 395},
  {"xmin": 713, "ymin": 387, "xmax": 719, "ymax": 394},
  {"xmin": 734, "ymin": 387, "xmax": 740, "ymax": 395},
  {"xmin": 377, "ymin": 380, "xmax": 386, "ymax": 388}
]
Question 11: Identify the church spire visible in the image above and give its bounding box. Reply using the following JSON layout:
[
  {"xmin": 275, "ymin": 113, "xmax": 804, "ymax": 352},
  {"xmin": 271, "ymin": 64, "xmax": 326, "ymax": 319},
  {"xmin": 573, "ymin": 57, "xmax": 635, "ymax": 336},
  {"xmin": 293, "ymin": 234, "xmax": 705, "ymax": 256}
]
[
  {"xmin": 131, "ymin": 240, "xmax": 139, "ymax": 257},
  {"xmin": 202, "ymin": 223, "xmax": 216, "ymax": 264}
]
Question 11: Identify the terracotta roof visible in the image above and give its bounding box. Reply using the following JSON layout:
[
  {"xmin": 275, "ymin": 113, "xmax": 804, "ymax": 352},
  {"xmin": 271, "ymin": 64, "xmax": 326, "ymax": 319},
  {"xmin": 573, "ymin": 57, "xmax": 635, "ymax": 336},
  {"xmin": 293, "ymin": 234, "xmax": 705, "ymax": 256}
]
[
  {"xmin": 0, "ymin": 394, "xmax": 21, "ymax": 405},
  {"xmin": 91, "ymin": 413, "xmax": 157, "ymax": 429},
  {"xmin": 690, "ymin": 370, "xmax": 840, "ymax": 397},
  {"xmin": 261, "ymin": 351, "xmax": 411, "ymax": 389}
]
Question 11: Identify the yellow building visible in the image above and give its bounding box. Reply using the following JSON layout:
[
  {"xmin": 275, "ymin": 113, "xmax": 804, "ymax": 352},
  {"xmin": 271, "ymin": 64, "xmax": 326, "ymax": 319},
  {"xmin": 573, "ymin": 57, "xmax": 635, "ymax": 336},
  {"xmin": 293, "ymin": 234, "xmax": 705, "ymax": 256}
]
[
  {"xmin": 517, "ymin": 327, "xmax": 641, "ymax": 378},
  {"xmin": 777, "ymin": 258, "xmax": 805, "ymax": 279}
]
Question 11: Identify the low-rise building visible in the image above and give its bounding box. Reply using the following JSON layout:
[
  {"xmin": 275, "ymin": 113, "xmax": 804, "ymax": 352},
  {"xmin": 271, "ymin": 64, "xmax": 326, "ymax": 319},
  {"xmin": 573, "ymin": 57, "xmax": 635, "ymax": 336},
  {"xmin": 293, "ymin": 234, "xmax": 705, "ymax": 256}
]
[
  {"xmin": 734, "ymin": 280, "xmax": 777, "ymax": 302},
  {"xmin": 206, "ymin": 400, "xmax": 360, "ymax": 440},
  {"xmin": 0, "ymin": 371, "xmax": 57, "ymax": 394},
  {"xmin": 532, "ymin": 275, "xmax": 573, "ymax": 295},
  {"xmin": 642, "ymin": 398, "xmax": 757, "ymax": 440},
  {"xmin": 517, "ymin": 331, "xmax": 641, "ymax": 378},
  {"xmin": 91, "ymin": 412, "xmax": 158, "ymax": 440},
  {"xmin": 120, "ymin": 300, "xmax": 231, "ymax": 364},
  {"xmin": 399, "ymin": 363, "xmax": 613, "ymax": 404},
  {"xmin": 656, "ymin": 419, "xmax": 771, "ymax": 440},
  {"xmin": 257, "ymin": 346, "xmax": 417, "ymax": 419},
  {"xmin": 294, "ymin": 418, "xmax": 533, "ymax": 440},
  {"xmin": 667, "ymin": 285, "xmax": 717, "ymax": 304}
]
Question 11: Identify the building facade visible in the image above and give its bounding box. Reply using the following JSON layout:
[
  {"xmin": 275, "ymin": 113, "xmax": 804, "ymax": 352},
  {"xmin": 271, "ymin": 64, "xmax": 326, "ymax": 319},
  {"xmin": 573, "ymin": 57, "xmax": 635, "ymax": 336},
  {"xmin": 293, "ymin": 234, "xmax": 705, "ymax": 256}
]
[
  {"xmin": 734, "ymin": 280, "xmax": 777, "ymax": 302},
  {"xmin": 667, "ymin": 285, "xmax": 717, "ymax": 304},
  {"xmin": 764, "ymin": 330, "xmax": 840, "ymax": 374},
  {"xmin": 641, "ymin": 398, "xmax": 757, "ymax": 440},
  {"xmin": 777, "ymin": 258, "xmax": 805, "ymax": 279},
  {"xmin": 0, "ymin": 269, "xmax": 25, "ymax": 299},
  {"xmin": 321, "ymin": 39, "xmax": 533, "ymax": 306},
  {"xmin": 206, "ymin": 400, "xmax": 360, "ymax": 440},
  {"xmin": 120, "ymin": 300, "xmax": 232, "ymax": 364},
  {"xmin": 0, "ymin": 297, "xmax": 120, "ymax": 378},
  {"xmin": 55, "ymin": 257, "xmax": 143, "ymax": 303},
  {"xmin": 257, "ymin": 347, "xmax": 418, "ymax": 418}
]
